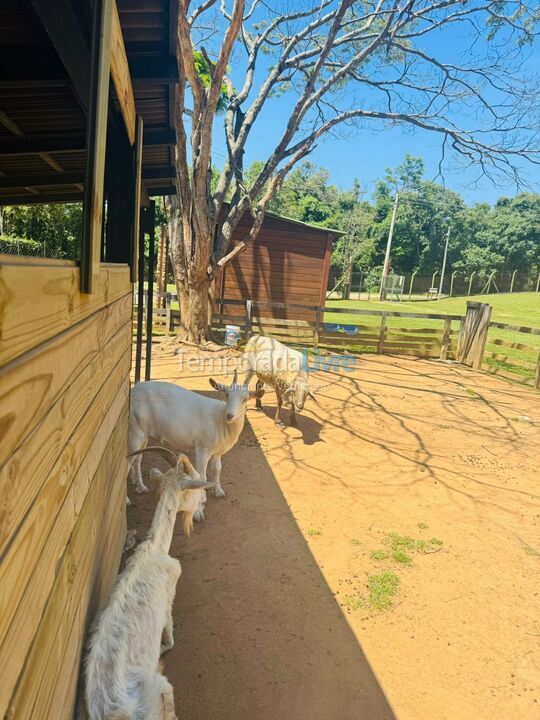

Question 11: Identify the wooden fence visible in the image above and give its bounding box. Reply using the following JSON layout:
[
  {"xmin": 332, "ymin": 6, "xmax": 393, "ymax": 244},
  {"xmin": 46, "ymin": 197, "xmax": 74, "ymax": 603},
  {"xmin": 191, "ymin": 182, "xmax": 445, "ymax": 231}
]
[
  {"xmin": 143, "ymin": 294, "xmax": 540, "ymax": 390},
  {"xmin": 211, "ymin": 298, "xmax": 462, "ymax": 360},
  {"xmin": 482, "ymin": 321, "xmax": 540, "ymax": 389},
  {"xmin": 0, "ymin": 255, "xmax": 131, "ymax": 718}
]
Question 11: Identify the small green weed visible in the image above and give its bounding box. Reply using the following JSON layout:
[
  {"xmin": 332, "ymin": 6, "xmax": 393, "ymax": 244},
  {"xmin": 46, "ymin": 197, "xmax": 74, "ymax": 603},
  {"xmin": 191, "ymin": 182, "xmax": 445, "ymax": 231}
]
[
  {"xmin": 430, "ymin": 537, "xmax": 444, "ymax": 546},
  {"xmin": 342, "ymin": 594, "xmax": 365, "ymax": 611},
  {"xmin": 307, "ymin": 527, "xmax": 322, "ymax": 537},
  {"xmin": 391, "ymin": 549, "xmax": 412, "ymax": 564},
  {"xmin": 351, "ymin": 538, "xmax": 362, "ymax": 546},
  {"xmin": 368, "ymin": 572, "xmax": 400, "ymax": 610},
  {"xmin": 417, "ymin": 522, "xmax": 428, "ymax": 530},
  {"xmin": 370, "ymin": 549, "xmax": 390, "ymax": 561}
]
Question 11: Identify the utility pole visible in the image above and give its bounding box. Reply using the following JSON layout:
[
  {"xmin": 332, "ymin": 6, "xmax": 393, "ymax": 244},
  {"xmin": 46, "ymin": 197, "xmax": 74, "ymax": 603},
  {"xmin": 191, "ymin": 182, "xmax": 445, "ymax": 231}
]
[
  {"xmin": 438, "ymin": 226, "xmax": 450, "ymax": 300},
  {"xmin": 379, "ymin": 192, "xmax": 399, "ymax": 301}
]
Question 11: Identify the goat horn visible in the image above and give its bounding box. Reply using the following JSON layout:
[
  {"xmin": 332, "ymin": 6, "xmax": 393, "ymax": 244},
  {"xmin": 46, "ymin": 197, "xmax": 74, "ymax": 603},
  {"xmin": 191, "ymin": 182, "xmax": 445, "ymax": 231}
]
[
  {"xmin": 179, "ymin": 454, "xmax": 194, "ymax": 475},
  {"xmin": 232, "ymin": 369, "xmax": 238, "ymax": 385},
  {"xmin": 127, "ymin": 446, "xmax": 178, "ymax": 465}
]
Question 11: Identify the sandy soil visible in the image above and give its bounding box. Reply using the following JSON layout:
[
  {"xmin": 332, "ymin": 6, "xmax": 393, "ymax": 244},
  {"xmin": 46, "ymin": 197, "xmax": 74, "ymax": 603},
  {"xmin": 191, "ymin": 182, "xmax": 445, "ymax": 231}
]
[{"xmin": 128, "ymin": 341, "xmax": 540, "ymax": 720}]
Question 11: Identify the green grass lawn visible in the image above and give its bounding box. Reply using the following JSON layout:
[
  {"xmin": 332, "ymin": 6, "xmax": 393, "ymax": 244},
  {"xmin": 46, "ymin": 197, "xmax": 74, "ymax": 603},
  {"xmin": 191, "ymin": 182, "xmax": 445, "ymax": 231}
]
[
  {"xmin": 326, "ymin": 293, "xmax": 540, "ymax": 381},
  {"xmin": 325, "ymin": 292, "xmax": 540, "ymax": 327}
]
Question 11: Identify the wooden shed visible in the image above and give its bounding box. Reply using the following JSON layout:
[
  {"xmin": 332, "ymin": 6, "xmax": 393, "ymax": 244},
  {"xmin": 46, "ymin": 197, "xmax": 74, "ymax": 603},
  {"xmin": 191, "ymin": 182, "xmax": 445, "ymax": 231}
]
[
  {"xmin": 0, "ymin": 1, "xmax": 178, "ymax": 716},
  {"xmin": 216, "ymin": 210, "xmax": 342, "ymax": 321}
]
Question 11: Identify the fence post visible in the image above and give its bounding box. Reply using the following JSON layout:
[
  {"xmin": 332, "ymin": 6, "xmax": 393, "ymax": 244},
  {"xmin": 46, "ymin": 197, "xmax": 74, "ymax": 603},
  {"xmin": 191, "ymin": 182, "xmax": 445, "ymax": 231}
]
[
  {"xmin": 468, "ymin": 271, "xmax": 476, "ymax": 296},
  {"xmin": 536, "ymin": 272, "xmax": 540, "ymax": 293},
  {"xmin": 535, "ymin": 349, "xmax": 540, "ymax": 390},
  {"xmin": 314, "ymin": 306, "xmax": 322, "ymax": 350},
  {"xmin": 165, "ymin": 292, "xmax": 172, "ymax": 333},
  {"xmin": 449, "ymin": 271, "xmax": 457, "ymax": 297},
  {"xmin": 440, "ymin": 316, "xmax": 451, "ymax": 360},
  {"xmin": 510, "ymin": 269, "xmax": 517, "ymax": 294},
  {"xmin": 431, "ymin": 270, "xmax": 439, "ymax": 290},
  {"xmin": 458, "ymin": 301, "xmax": 492, "ymax": 369},
  {"xmin": 244, "ymin": 299, "xmax": 252, "ymax": 340},
  {"xmin": 377, "ymin": 312, "xmax": 387, "ymax": 354},
  {"xmin": 408, "ymin": 271, "xmax": 417, "ymax": 300}
]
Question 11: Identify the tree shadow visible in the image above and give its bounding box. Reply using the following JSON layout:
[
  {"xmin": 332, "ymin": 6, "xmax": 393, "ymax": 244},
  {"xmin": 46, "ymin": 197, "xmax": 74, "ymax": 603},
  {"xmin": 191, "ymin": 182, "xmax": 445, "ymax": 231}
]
[
  {"xmin": 257, "ymin": 404, "xmax": 324, "ymax": 446},
  {"xmin": 129, "ymin": 425, "xmax": 396, "ymax": 720}
]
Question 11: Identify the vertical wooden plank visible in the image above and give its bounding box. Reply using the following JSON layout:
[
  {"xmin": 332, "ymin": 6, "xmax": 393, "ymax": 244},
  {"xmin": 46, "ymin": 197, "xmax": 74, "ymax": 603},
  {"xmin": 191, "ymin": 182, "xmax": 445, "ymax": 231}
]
[
  {"xmin": 166, "ymin": 293, "xmax": 172, "ymax": 333},
  {"xmin": 134, "ymin": 210, "xmax": 145, "ymax": 384},
  {"xmin": 81, "ymin": 0, "xmax": 113, "ymax": 294},
  {"xmin": 440, "ymin": 317, "xmax": 451, "ymax": 360},
  {"xmin": 377, "ymin": 312, "xmax": 387, "ymax": 354},
  {"xmin": 318, "ymin": 234, "xmax": 333, "ymax": 324},
  {"xmin": 313, "ymin": 306, "xmax": 322, "ymax": 350},
  {"xmin": 472, "ymin": 304, "xmax": 493, "ymax": 370},
  {"xmin": 534, "ymin": 349, "xmax": 540, "ymax": 389},
  {"xmin": 145, "ymin": 201, "xmax": 156, "ymax": 381},
  {"xmin": 130, "ymin": 115, "xmax": 144, "ymax": 283},
  {"xmin": 245, "ymin": 299, "xmax": 252, "ymax": 340}
]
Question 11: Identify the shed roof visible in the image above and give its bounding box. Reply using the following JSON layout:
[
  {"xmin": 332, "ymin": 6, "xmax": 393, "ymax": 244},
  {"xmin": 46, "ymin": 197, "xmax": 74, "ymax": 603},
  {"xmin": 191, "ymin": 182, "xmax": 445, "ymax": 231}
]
[
  {"xmin": 263, "ymin": 210, "xmax": 345, "ymax": 236},
  {"xmin": 0, "ymin": 0, "xmax": 178, "ymax": 206}
]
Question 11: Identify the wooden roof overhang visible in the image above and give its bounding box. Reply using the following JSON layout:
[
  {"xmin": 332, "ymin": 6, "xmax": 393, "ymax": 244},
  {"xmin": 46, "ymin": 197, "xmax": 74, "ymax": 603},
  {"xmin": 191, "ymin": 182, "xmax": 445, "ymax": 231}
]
[{"xmin": 0, "ymin": 0, "xmax": 178, "ymax": 206}]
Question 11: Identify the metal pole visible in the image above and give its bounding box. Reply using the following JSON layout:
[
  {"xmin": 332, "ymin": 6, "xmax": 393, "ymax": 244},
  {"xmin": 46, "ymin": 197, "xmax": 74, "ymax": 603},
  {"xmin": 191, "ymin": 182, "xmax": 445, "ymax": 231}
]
[
  {"xmin": 449, "ymin": 271, "xmax": 457, "ymax": 297},
  {"xmin": 510, "ymin": 269, "xmax": 517, "ymax": 293},
  {"xmin": 379, "ymin": 192, "xmax": 399, "ymax": 301},
  {"xmin": 438, "ymin": 227, "xmax": 450, "ymax": 300}
]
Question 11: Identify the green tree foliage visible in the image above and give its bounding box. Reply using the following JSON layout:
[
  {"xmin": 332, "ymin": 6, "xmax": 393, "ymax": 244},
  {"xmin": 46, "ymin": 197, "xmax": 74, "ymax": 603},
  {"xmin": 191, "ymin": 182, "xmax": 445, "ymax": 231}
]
[
  {"xmin": 243, "ymin": 155, "xmax": 539, "ymax": 283},
  {"xmin": 2, "ymin": 203, "xmax": 82, "ymax": 258}
]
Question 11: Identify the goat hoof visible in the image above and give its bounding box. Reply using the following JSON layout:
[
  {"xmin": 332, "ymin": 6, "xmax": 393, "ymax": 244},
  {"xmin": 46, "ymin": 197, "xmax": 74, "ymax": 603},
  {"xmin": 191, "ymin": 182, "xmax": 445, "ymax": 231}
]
[
  {"xmin": 214, "ymin": 485, "xmax": 226, "ymax": 498},
  {"xmin": 135, "ymin": 484, "xmax": 149, "ymax": 494},
  {"xmin": 255, "ymin": 405, "xmax": 263, "ymax": 412},
  {"xmin": 193, "ymin": 510, "xmax": 204, "ymax": 523},
  {"xmin": 275, "ymin": 420, "xmax": 284, "ymax": 427},
  {"xmin": 160, "ymin": 642, "xmax": 174, "ymax": 655}
]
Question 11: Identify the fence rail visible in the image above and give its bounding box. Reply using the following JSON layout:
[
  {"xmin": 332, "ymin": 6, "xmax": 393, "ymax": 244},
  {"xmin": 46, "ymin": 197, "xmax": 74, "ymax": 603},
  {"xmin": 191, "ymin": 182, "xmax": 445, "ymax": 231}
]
[
  {"xmin": 136, "ymin": 292, "xmax": 539, "ymax": 391},
  {"xmin": 482, "ymin": 320, "xmax": 540, "ymax": 388}
]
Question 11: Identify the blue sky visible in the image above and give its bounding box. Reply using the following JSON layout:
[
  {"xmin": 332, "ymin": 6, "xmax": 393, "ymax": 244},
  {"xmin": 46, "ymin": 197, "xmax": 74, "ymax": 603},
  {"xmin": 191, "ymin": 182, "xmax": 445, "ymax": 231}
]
[{"xmin": 207, "ymin": 4, "xmax": 540, "ymax": 206}]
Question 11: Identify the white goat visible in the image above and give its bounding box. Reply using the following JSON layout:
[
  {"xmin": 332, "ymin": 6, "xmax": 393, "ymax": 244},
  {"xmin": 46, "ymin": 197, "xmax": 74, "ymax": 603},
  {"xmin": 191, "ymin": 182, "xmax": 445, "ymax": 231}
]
[
  {"xmin": 84, "ymin": 448, "xmax": 211, "ymax": 720},
  {"xmin": 243, "ymin": 335, "xmax": 315, "ymax": 426},
  {"xmin": 128, "ymin": 371, "xmax": 263, "ymax": 515}
]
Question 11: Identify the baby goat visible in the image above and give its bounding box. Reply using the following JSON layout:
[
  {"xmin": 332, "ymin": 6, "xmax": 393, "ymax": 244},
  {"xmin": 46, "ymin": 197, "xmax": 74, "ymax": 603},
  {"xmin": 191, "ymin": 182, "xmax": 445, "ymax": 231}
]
[
  {"xmin": 84, "ymin": 448, "xmax": 211, "ymax": 720},
  {"xmin": 128, "ymin": 371, "xmax": 263, "ymax": 516}
]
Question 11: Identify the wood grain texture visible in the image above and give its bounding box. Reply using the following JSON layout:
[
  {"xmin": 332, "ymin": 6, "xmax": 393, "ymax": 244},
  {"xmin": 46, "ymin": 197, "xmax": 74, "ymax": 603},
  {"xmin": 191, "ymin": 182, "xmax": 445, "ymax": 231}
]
[
  {"xmin": 0, "ymin": 367, "xmax": 130, "ymax": 715},
  {"xmin": 0, "ymin": 257, "xmax": 130, "ymax": 365},
  {"xmin": 4, "ymin": 411, "xmax": 128, "ymax": 720},
  {"xmin": 110, "ymin": 1, "xmax": 136, "ymax": 144},
  {"xmin": 0, "ymin": 291, "xmax": 131, "ymax": 470}
]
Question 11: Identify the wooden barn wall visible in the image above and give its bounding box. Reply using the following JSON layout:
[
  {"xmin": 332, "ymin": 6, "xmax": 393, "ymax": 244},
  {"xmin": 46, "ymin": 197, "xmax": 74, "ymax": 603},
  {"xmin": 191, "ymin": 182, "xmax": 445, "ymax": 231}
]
[
  {"xmin": 217, "ymin": 215, "xmax": 333, "ymax": 322},
  {"xmin": 0, "ymin": 255, "xmax": 132, "ymax": 719}
]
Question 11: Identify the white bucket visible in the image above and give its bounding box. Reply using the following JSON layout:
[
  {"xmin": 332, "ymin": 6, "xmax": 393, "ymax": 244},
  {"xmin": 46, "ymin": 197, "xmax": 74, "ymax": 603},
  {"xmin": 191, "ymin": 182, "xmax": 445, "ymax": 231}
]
[{"xmin": 225, "ymin": 324, "xmax": 241, "ymax": 347}]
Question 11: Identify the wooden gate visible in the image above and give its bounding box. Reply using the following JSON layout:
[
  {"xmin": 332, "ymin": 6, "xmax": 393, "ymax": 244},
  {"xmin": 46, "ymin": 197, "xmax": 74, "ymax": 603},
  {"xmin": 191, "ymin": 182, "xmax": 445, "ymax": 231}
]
[{"xmin": 457, "ymin": 301, "xmax": 493, "ymax": 369}]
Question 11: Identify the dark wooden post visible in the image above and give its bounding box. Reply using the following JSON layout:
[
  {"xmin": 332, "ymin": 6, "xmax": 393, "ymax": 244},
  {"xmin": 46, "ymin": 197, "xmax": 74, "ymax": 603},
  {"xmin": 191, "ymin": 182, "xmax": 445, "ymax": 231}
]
[
  {"xmin": 313, "ymin": 306, "xmax": 322, "ymax": 349},
  {"xmin": 130, "ymin": 115, "xmax": 144, "ymax": 282},
  {"xmin": 134, "ymin": 208, "xmax": 145, "ymax": 383},
  {"xmin": 81, "ymin": 0, "xmax": 113, "ymax": 293},
  {"xmin": 145, "ymin": 201, "xmax": 156, "ymax": 381}
]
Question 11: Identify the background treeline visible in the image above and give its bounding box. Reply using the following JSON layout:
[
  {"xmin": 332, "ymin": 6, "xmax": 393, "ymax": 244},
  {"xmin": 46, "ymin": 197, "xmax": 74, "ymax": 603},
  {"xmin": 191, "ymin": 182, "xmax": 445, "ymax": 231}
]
[
  {"xmin": 1, "ymin": 155, "xmax": 539, "ymax": 288},
  {"xmin": 246, "ymin": 155, "xmax": 540, "ymax": 289}
]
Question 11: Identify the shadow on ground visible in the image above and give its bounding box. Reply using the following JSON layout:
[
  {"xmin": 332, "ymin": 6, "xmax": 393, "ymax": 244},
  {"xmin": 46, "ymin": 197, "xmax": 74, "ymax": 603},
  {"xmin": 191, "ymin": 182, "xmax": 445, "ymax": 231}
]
[{"xmin": 128, "ymin": 415, "xmax": 395, "ymax": 720}]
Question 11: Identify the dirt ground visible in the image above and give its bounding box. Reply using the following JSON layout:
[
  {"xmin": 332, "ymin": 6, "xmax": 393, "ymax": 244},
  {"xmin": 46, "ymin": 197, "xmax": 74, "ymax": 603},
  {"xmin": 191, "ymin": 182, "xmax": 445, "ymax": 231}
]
[{"xmin": 128, "ymin": 340, "xmax": 540, "ymax": 720}]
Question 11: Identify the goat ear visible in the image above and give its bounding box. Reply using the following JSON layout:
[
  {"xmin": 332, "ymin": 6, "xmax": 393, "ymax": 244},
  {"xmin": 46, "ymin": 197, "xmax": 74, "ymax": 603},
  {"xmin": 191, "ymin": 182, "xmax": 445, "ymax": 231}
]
[
  {"xmin": 181, "ymin": 478, "xmax": 214, "ymax": 491},
  {"xmin": 249, "ymin": 388, "xmax": 265, "ymax": 399},
  {"xmin": 209, "ymin": 378, "xmax": 226, "ymax": 392}
]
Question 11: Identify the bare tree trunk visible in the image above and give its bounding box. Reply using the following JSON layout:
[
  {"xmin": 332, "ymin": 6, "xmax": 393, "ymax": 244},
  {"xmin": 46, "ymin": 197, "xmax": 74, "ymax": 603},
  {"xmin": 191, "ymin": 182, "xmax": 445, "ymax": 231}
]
[
  {"xmin": 176, "ymin": 278, "xmax": 212, "ymax": 344},
  {"xmin": 167, "ymin": 195, "xmax": 214, "ymax": 344}
]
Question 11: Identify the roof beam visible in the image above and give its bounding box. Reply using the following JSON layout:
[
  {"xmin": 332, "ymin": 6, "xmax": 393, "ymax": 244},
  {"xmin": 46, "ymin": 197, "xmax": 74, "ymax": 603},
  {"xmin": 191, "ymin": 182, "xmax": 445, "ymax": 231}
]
[
  {"xmin": 0, "ymin": 54, "xmax": 178, "ymax": 88},
  {"xmin": 0, "ymin": 129, "xmax": 176, "ymax": 157},
  {"xmin": 29, "ymin": 0, "xmax": 91, "ymax": 112},
  {"xmin": 129, "ymin": 55, "xmax": 179, "ymax": 83},
  {"xmin": 0, "ymin": 167, "xmax": 175, "ymax": 190}
]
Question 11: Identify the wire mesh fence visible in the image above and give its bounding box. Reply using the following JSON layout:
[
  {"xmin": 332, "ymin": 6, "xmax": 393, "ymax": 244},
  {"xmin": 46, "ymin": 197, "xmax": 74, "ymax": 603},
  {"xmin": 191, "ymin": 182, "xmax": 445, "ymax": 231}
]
[
  {"xmin": 328, "ymin": 267, "xmax": 540, "ymax": 299},
  {"xmin": 0, "ymin": 237, "xmax": 69, "ymax": 259}
]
